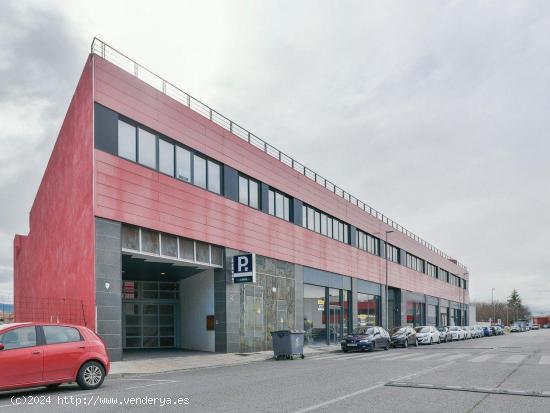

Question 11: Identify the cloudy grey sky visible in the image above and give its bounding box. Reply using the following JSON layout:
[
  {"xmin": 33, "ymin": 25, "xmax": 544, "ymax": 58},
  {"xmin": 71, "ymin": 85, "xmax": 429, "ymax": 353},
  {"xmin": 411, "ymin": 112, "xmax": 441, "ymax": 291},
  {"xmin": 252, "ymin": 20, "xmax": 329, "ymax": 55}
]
[{"xmin": 0, "ymin": 0, "xmax": 549, "ymax": 312}]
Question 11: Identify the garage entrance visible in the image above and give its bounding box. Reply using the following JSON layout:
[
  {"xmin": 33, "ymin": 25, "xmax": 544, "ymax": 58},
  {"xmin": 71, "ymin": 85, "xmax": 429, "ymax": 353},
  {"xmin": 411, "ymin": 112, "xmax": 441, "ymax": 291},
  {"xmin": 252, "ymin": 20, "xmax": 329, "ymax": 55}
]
[
  {"xmin": 121, "ymin": 251, "xmax": 217, "ymax": 353},
  {"xmin": 122, "ymin": 282, "xmax": 178, "ymax": 349}
]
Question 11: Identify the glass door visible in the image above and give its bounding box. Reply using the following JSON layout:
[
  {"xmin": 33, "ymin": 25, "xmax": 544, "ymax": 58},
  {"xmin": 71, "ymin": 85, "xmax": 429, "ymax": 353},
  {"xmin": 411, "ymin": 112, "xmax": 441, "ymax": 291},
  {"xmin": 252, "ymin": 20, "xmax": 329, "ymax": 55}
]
[{"xmin": 329, "ymin": 305, "xmax": 342, "ymax": 344}]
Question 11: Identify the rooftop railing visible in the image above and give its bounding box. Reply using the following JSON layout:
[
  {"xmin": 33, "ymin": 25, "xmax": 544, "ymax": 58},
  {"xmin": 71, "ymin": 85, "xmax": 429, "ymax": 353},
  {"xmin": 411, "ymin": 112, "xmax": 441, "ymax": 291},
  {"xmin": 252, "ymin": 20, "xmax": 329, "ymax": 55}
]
[{"xmin": 90, "ymin": 38, "xmax": 467, "ymax": 271}]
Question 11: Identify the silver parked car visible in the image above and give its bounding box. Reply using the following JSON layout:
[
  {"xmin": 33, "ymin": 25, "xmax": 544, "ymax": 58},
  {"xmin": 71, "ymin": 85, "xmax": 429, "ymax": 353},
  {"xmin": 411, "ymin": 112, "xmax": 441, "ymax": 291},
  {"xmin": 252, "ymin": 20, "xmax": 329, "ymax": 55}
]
[{"xmin": 414, "ymin": 326, "xmax": 440, "ymax": 345}]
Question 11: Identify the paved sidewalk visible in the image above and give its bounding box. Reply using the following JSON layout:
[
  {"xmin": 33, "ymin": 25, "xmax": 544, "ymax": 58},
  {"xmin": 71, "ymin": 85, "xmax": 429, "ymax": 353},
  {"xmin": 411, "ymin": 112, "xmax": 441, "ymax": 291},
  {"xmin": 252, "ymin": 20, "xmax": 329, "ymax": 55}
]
[{"xmin": 109, "ymin": 345, "xmax": 341, "ymax": 377}]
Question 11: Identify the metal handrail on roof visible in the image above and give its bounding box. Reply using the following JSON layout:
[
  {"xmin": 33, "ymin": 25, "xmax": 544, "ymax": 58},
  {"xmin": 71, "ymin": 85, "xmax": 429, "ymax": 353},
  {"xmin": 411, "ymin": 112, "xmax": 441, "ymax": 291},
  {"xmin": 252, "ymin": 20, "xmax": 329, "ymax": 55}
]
[{"xmin": 90, "ymin": 37, "xmax": 467, "ymax": 272}]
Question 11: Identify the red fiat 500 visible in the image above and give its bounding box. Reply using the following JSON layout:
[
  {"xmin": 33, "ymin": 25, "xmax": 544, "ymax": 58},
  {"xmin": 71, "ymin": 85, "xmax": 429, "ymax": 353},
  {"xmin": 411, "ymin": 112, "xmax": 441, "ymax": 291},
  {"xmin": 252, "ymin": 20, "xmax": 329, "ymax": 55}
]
[{"xmin": 0, "ymin": 323, "xmax": 110, "ymax": 391}]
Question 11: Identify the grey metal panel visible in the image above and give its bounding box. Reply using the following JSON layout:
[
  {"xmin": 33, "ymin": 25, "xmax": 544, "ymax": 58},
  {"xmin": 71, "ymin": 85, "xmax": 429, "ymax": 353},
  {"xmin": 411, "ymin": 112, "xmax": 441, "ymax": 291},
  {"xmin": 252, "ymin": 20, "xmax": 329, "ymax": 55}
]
[
  {"xmin": 439, "ymin": 299, "xmax": 449, "ymax": 308},
  {"xmin": 294, "ymin": 265, "xmax": 304, "ymax": 330},
  {"xmin": 303, "ymin": 266, "xmax": 353, "ymax": 291},
  {"xmin": 351, "ymin": 278, "xmax": 358, "ymax": 330},
  {"xmin": 426, "ymin": 295, "xmax": 439, "ymax": 306},
  {"xmin": 223, "ymin": 165, "xmax": 239, "ymax": 202},
  {"xmin": 94, "ymin": 103, "xmax": 118, "ymax": 155},
  {"xmin": 357, "ymin": 279, "xmax": 381, "ymax": 296},
  {"xmin": 260, "ymin": 182, "xmax": 269, "ymax": 214},
  {"xmin": 342, "ymin": 276, "xmax": 352, "ymax": 291},
  {"xmin": 95, "ymin": 218, "xmax": 122, "ymax": 361},
  {"xmin": 404, "ymin": 290, "xmax": 425, "ymax": 303}
]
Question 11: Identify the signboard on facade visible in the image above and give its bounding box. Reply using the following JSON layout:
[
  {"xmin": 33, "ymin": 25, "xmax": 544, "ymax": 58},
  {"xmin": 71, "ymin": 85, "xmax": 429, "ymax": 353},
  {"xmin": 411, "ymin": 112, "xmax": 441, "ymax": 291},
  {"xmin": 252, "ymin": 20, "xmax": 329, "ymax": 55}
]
[{"xmin": 232, "ymin": 253, "xmax": 256, "ymax": 283}]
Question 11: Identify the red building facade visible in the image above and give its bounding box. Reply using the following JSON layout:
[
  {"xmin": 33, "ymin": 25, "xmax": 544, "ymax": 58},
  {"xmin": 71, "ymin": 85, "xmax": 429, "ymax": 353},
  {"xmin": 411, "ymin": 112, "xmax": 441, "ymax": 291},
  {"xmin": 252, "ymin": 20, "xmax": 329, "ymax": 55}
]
[{"xmin": 14, "ymin": 40, "xmax": 469, "ymax": 360}]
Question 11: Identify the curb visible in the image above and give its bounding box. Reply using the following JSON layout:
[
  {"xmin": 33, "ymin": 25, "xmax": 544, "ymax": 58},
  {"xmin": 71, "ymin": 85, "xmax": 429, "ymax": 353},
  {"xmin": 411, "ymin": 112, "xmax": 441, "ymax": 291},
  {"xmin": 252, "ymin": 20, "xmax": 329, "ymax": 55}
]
[{"xmin": 108, "ymin": 348, "xmax": 342, "ymax": 378}]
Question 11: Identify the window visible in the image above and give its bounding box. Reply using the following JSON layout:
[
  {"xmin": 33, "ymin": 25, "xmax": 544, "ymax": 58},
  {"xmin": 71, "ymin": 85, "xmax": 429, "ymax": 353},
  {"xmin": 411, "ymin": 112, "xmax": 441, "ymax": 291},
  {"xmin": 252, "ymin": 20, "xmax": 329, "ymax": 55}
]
[
  {"xmin": 239, "ymin": 175, "xmax": 260, "ymax": 209},
  {"xmin": 211, "ymin": 246, "xmax": 224, "ymax": 266},
  {"xmin": 268, "ymin": 189, "xmax": 290, "ymax": 221},
  {"xmin": 386, "ymin": 243, "xmax": 399, "ymax": 263},
  {"xmin": 175, "ymin": 146, "xmax": 191, "ymax": 182},
  {"xmin": 138, "ymin": 128, "xmax": 157, "ymax": 169},
  {"xmin": 249, "ymin": 180, "xmax": 259, "ymax": 209},
  {"xmin": 301, "ymin": 204, "xmax": 349, "ymax": 243},
  {"xmin": 426, "ymin": 262, "xmax": 437, "ymax": 278},
  {"xmin": 275, "ymin": 192, "xmax": 284, "ymax": 218},
  {"xmin": 141, "ymin": 228, "xmax": 160, "ymax": 254},
  {"xmin": 196, "ymin": 242, "xmax": 210, "ymax": 263},
  {"xmin": 438, "ymin": 268, "xmax": 449, "ymax": 282},
  {"xmin": 193, "ymin": 155, "xmax": 207, "ymax": 189},
  {"xmin": 357, "ymin": 293, "xmax": 379, "ymax": 327},
  {"xmin": 0, "ymin": 326, "xmax": 36, "ymax": 350},
  {"xmin": 43, "ymin": 326, "xmax": 82, "ymax": 345},
  {"xmin": 179, "ymin": 238, "xmax": 194, "ymax": 260},
  {"xmin": 314, "ymin": 211, "xmax": 320, "ymax": 232},
  {"xmin": 159, "ymin": 139, "xmax": 174, "ymax": 176},
  {"xmin": 116, "ymin": 117, "xmax": 223, "ymax": 197},
  {"xmin": 321, "ymin": 214, "xmax": 327, "ymax": 235},
  {"xmin": 161, "ymin": 233, "xmax": 178, "ymax": 257},
  {"xmin": 118, "ymin": 120, "xmax": 136, "ymax": 161},
  {"xmin": 356, "ymin": 230, "xmax": 380, "ymax": 255},
  {"xmin": 207, "ymin": 160, "xmax": 221, "ymax": 194},
  {"xmin": 122, "ymin": 225, "xmax": 140, "ymax": 250},
  {"xmin": 406, "ymin": 253, "xmax": 424, "ymax": 273},
  {"xmin": 307, "ymin": 207, "xmax": 314, "ymax": 230}
]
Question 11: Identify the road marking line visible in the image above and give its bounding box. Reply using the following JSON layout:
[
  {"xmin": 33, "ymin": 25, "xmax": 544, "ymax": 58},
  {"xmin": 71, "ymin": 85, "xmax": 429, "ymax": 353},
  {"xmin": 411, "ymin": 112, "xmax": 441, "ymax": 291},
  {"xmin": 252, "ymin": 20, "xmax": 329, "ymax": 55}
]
[
  {"xmin": 501, "ymin": 354, "xmax": 527, "ymax": 364},
  {"xmin": 407, "ymin": 353, "xmax": 446, "ymax": 361},
  {"xmin": 469, "ymin": 354, "xmax": 497, "ymax": 363},
  {"xmin": 293, "ymin": 361, "xmax": 455, "ymax": 413},
  {"xmin": 124, "ymin": 380, "xmax": 177, "ymax": 390},
  {"xmin": 382, "ymin": 353, "xmax": 419, "ymax": 361},
  {"xmin": 439, "ymin": 353, "xmax": 468, "ymax": 361},
  {"xmin": 539, "ymin": 356, "xmax": 550, "ymax": 365},
  {"xmin": 313, "ymin": 351, "xmax": 398, "ymax": 362}
]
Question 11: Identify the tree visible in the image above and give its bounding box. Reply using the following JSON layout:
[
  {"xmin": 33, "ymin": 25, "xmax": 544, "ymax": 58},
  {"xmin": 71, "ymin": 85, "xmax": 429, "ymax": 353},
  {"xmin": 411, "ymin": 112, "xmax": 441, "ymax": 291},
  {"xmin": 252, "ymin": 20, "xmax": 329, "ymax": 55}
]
[{"xmin": 472, "ymin": 289, "xmax": 531, "ymax": 325}]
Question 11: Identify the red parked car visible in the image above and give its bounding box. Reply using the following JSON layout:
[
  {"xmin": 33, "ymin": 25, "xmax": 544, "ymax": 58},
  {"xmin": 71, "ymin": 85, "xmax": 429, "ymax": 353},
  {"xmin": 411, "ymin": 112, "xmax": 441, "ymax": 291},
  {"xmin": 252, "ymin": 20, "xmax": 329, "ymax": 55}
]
[{"xmin": 0, "ymin": 322, "xmax": 110, "ymax": 391}]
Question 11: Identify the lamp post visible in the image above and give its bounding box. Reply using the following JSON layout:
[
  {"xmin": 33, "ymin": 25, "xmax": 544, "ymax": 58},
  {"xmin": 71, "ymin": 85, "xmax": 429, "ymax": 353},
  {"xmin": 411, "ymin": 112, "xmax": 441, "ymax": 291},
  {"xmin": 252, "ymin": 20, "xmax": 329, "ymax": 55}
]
[
  {"xmin": 491, "ymin": 288, "xmax": 495, "ymax": 325},
  {"xmin": 384, "ymin": 230, "xmax": 394, "ymax": 330}
]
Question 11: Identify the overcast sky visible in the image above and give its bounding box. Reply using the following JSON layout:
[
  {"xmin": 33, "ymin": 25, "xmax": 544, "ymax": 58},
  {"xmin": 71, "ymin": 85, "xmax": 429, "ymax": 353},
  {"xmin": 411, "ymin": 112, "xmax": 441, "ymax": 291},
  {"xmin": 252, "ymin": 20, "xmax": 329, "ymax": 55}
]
[{"xmin": 0, "ymin": 0, "xmax": 549, "ymax": 312}]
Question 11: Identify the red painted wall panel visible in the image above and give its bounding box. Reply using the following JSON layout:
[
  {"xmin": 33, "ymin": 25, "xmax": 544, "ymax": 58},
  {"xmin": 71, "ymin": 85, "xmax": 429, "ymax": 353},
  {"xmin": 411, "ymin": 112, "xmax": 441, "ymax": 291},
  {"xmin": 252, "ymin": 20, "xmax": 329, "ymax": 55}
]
[
  {"xmin": 95, "ymin": 150, "xmax": 467, "ymax": 304},
  {"xmin": 92, "ymin": 56, "xmax": 467, "ymax": 281},
  {"xmin": 13, "ymin": 57, "xmax": 95, "ymax": 328}
]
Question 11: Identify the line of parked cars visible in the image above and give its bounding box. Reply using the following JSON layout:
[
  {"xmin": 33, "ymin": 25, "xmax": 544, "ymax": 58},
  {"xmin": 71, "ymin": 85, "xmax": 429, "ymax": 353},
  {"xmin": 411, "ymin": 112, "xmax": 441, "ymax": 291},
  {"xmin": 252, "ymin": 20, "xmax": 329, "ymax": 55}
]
[{"xmin": 341, "ymin": 324, "xmax": 504, "ymax": 352}]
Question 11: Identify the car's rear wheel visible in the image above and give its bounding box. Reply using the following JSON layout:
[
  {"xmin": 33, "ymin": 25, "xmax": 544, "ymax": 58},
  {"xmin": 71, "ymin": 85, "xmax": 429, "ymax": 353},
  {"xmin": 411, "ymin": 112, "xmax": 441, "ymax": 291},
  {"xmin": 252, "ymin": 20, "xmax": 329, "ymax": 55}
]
[{"xmin": 77, "ymin": 361, "xmax": 105, "ymax": 390}]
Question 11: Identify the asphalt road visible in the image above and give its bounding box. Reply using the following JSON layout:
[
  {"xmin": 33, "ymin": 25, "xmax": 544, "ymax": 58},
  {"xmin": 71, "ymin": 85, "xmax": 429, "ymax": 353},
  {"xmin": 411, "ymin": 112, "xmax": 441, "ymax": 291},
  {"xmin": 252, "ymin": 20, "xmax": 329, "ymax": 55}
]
[{"xmin": 2, "ymin": 329, "xmax": 550, "ymax": 412}]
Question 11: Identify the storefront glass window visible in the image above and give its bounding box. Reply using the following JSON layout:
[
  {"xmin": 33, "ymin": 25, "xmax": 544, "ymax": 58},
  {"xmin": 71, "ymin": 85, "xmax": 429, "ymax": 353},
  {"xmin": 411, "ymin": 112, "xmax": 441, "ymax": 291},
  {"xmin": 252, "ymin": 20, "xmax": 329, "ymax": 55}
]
[
  {"xmin": 427, "ymin": 304, "xmax": 437, "ymax": 326},
  {"xmin": 406, "ymin": 301, "xmax": 425, "ymax": 327},
  {"xmin": 357, "ymin": 293, "xmax": 379, "ymax": 327},
  {"xmin": 440, "ymin": 307, "xmax": 449, "ymax": 327},
  {"xmin": 303, "ymin": 284, "xmax": 326, "ymax": 346}
]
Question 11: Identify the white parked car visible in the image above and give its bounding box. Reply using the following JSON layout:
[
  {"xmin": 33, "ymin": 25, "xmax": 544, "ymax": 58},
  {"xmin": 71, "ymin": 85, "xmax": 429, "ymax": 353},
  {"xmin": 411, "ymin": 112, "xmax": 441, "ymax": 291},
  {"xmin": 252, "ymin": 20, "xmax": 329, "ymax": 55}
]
[
  {"xmin": 462, "ymin": 326, "xmax": 472, "ymax": 339},
  {"xmin": 448, "ymin": 326, "xmax": 465, "ymax": 340},
  {"xmin": 414, "ymin": 326, "xmax": 440, "ymax": 345},
  {"xmin": 473, "ymin": 325, "xmax": 484, "ymax": 338}
]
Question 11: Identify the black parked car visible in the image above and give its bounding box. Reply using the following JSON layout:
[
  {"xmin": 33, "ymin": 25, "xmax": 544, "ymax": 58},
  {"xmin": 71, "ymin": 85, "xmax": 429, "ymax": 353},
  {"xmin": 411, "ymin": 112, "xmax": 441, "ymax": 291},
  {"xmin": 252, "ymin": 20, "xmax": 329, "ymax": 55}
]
[
  {"xmin": 341, "ymin": 326, "xmax": 390, "ymax": 352},
  {"xmin": 390, "ymin": 326, "xmax": 418, "ymax": 348},
  {"xmin": 437, "ymin": 326, "xmax": 453, "ymax": 343}
]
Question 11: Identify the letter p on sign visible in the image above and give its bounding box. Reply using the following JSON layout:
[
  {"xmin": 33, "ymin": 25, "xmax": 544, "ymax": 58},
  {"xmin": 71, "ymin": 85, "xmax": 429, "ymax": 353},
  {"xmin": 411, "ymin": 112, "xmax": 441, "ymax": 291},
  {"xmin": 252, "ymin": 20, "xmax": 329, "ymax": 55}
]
[{"xmin": 237, "ymin": 256, "xmax": 249, "ymax": 272}]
